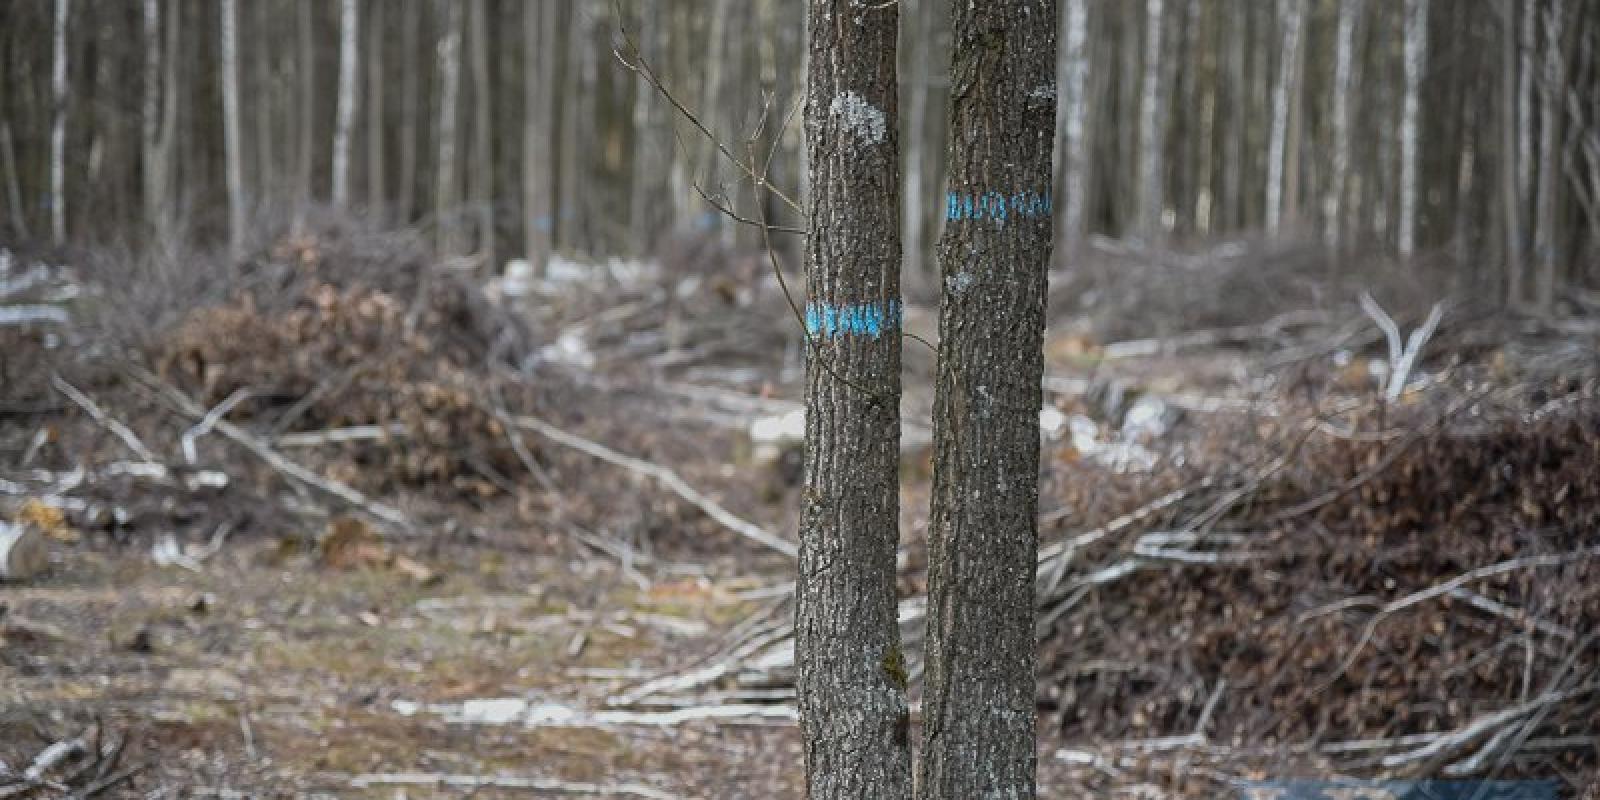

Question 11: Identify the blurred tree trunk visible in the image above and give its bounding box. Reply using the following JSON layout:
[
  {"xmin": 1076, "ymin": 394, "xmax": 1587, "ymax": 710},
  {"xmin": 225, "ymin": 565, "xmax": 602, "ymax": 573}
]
[
  {"xmin": 1500, "ymin": 1, "xmax": 1523, "ymax": 305},
  {"xmin": 469, "ymin": 0, "xmax": 493, "ymax": 269},
  {"xmin": 333, "ymin": 0, "xmax": 358, "ymax": 209},
  {"xmin": 624, "ymin": 0, "xmax": 662, "ymax": 256},
  {"xmin": 435, "ymin": 0, "xmax": 462, "ymax": 255},
  {"xmin": 1398, "ymin": 0, "xmax": 1427, "ymax": 257},
  {"xmin": 1136, "ymin": 0, "xmax": 1165, "ymax": 240},
  {"xmin": 1266, "ymin": 0, "xmax": 1303, "ymax": 237},
  {"xmin": 49, "ymin": 0, "xmax": 69, "ymax": 246},
  {"xmin": 1326, "ymin": 0, "xmax": 1363, "ymax": 251},
  {"xmin": 1054, "ymin": 0, "xmax": 1090, "ymax": 253},
  {"xmin": 142, "ymin": 0, "xmax": 171, "ymax": 243},
  {"xmin": 293, "ymin": 0, "xmax": 315, "ymax": 234},
  {"xmin": 919, "ymin": 2, "xmax": 1055, "ymax": 797},
  {"xmin": 399, "ymin": 0, "xmax": 420, "ymax": 222},
  {"xmin": 2, "ymin": 123, "xmax": 25, "ymax": 238},
  {"xmin": 903, "ymin": 0, "xmax": 935, "ymax": 287},
  {"xmin": 366, "ymin": 0, "xmax": 385, "ymax": 218},
  {"xmin": 1533, "ymin": 0, "xmax": 1566, "ymax": 310},
  {"xmin": 796, "ymin": 1, "xmax": 910, "ymax": 796},
  {"xmin": 524, "ymin": 0, "xmax": 555, "ymax": 274},
  {"xmin": 221, "ymin": 0, "xmax": 244, "ymax": 257}
]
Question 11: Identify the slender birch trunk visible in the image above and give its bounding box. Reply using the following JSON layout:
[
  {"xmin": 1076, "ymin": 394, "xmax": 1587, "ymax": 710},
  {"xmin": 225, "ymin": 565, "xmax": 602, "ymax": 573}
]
[
  {"xmin": 332, "ymin": 0, "xmax": 358, "ymax": 209},
  {"xmin": 797, "ymin": 1, "xmax": 910, "ymax": 795},
  {"xmin": 399, "ymin": 0, "xmax": 420, "ymax": 222},
  {"xmin": 293, "ymin": 0, "xmax": 315, "ymax": 233},
  {"xmin": 1501, "ymin": 0, "xmax": 1523, "ymax": 305},
  {"xmin": 142, "ymin": 0, "xmax": 162, "ymax": 238},
  {"xmin": 1266, "ymin": 0, "xmax": 1304, "ymax": 237},
  {"xmin": 628, "ymin": 1, "xmax": 663, "ymax": 256},
  {"xmin": 1398, "ymin": 0, "xmax": 1427, "ymax": 257},
  {"xmin": 49, "ymin": 0, "xmax": 70, "ymax": 246},
  {"xmin": 1137, "ymin": 0, "xmax": 1166, "ymax": 240},
  {"xmin": 920, "ymin": 1, "xmax": 1056, "ymax": 797},
  {"xmin": 1055, "ymin": 0, "xmax": 1091, "ymax": 253},
  {"xmin": 1533, "ymin": 0, "xmax": 1564, "ymax": 310},
  {"xmin": 524, "ymin": 0, "xmax": 556, "ymax": 274},
  {"xmin": 469, "ymin": 0, "xmax": 493, "ymax": 269},
  {"xmin": 221, "ymin": 0, "xmax": 245, "ymax": 257},
  {"xmin": 367, "ymin": 0, "xmax": 386, "ymax": 218},
  {"xmin": 435, "ymin": 0, "xmax": 463, "ymax": 255},
  {"xmin": 1326, "ymin": 0, "xmax": 1363, "ymax": 249}
]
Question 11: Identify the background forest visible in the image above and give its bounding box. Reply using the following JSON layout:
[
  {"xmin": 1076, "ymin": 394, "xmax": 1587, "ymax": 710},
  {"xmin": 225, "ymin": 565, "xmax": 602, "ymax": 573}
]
[
  {"xmin": 2, "ymin": 0, "xmax": 1598, "ymax": 303},
  {"xmin": 2, "ymin": 1, "xmax": 1599, "ymax": 798}
]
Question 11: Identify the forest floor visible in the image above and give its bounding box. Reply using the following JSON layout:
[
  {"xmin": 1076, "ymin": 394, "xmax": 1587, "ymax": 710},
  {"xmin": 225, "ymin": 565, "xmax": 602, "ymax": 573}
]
[{"xmin": 2, "ymin": 229, "xmax": 1598, "ymax": 798}]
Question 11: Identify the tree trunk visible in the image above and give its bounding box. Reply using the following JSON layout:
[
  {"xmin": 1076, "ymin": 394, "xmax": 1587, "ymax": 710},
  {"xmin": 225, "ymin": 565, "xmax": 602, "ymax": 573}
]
[
  {"xmin": 293, "ymin": 0, "xmax": 315, "ymax": 234},
  {"xmin": 399, "ymin": 0, "xmax": 420, "ymax": 222},
  {"xmin": 367, "ymin": 0, "xmax": 386, "ymax": 218},
  {"xmin": 1326, "ymin": 0, "xmax": 1363, "ymax": 250},
  {"xmin": 469, "ymin": 0, "xmax": 493, "ymax": 270},
  {"xmin": 1500, "ymin": 0, "xmax": 1522, "ymax": 305},
  {"xmin": 435, "ymin": 0, "xmax": 462, "ymax": 255},
  {"xmin": 523, "ymin": 0, "xmax": 555, "ymax": 275},
  {"xmin": 902, "ymin": 0, "xmax": 935, "ymax": 288},
  {"xmin": 1266, "ymin": 0, "xmax": 1304, "ymax": 237},
  {"xmin": 333, "ymin": 0, "xmax": 358, "ymax": 209},
  {"xmin": 141, "ymin": 0, "xmax": 162, "ymax": 240},
  {"xmin": 1533, "ymin": 0, "xmax": 1564, "ymax": 311},
  {"xmin": 2, "ymin": 123, "xmax": 28, "ymax": 239},
  {"xmin": 1398, "ymin": 0, "xmax": 1427, "ymax": 257},
  {"xmin": 1054, "ymin": 0, "xmax": 1090, "ymax": 254},
  {"xmin": 221, "ymin": 0, "xmax": 245, "ymax": 257},
  {"xmin": 1137, "ymin": 0, "xmax": 1165, "ymax": 240},
  {"xmin": 50, "ymin": 0, "xmax": 69, "ymax": 246},
  {"xmin": 796, "ymin": 1, "xmax": 910, "ymax": 797},
  {"xmin": 919, "ymin": 1, "xmax": 1055, "ymax": 797},
  {"xmin": 628, "ymin": 1, "xmax": 665, "ymax": 256}
]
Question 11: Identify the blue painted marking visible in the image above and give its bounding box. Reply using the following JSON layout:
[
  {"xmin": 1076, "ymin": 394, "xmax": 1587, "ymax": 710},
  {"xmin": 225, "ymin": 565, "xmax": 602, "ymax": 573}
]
[
  {"xmin": 805, "ymin": 300, "xmax": 902, "ymax": 339},
  {"xmin": 946, "ymin": 189, "xmax": 1052, "ymax": 221},
  {"xmin": 1236, "ymin": 780, "xmax": 1559, "ymax": 799}
]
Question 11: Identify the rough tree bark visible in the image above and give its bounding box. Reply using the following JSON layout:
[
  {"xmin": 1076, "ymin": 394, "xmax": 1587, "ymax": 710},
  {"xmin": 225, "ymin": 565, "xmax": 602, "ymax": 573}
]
[
  {"xmin": 221, "ymin": 0, "xmax": 244, "ymax": 257},
  {"xmin": 1398, "ymin": 0, "xmax": 1427, "ymax": 257},
  {"xmin": 796, "ymin": 1, "xmax": 911, "ymax": 797},
  {"xmin": 919, "ymin": 1, "xmax": 1056, "ymax": 798},
  {"xmin": 333, "ymin": 0, "xmax": 358, "ymax": 209}
]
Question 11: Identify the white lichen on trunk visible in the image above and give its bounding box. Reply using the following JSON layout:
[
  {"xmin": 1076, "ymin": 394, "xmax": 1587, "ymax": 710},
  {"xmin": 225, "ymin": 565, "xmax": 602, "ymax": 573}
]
[{"xmin": 830, "ymin": 91, "xmax": 888, "ymax": 146}]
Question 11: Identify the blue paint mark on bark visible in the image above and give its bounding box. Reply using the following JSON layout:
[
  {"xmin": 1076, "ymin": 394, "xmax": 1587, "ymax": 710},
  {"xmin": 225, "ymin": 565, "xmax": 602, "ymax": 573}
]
[
  {"xmin": 946, "ymin": 189, "xmax": 1052, "ymax": 221},
  {"xmin": 805, "ymin": 300, "xmax": 903, "ymax": 339}
]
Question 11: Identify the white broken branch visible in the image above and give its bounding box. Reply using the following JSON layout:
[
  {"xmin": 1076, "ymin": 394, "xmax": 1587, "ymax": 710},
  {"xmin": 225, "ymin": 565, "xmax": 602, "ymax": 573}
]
[
  {"xmin": 512, "ymin": 414, "xmax": 798, "ymax": 559},
  {"xmin": 52, "ymin": 376, "xmax": 159, "ymax": 463},
  {"xmin": 350, "ymin": 772, "xmax": 682, "ymax": 799}
]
